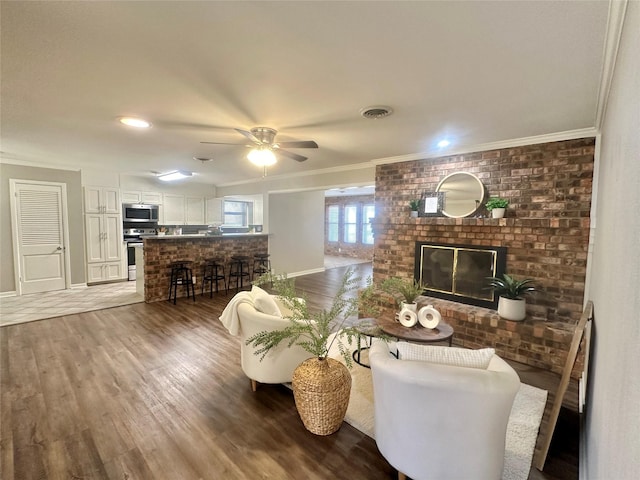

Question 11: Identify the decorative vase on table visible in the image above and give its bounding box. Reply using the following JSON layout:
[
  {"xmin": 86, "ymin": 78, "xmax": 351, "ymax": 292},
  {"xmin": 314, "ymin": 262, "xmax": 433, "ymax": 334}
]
[{"xmin": 292, "ymin": 357, "xmax": 352, "ymax": 435}]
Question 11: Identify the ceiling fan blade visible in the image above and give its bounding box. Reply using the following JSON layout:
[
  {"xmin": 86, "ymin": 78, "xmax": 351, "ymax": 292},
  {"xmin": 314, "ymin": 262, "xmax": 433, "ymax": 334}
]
[
  {"xmin": 277, "ymin": 149, "xmax": 308, "ymax": 162},
  {"xmin": 235, "ymin": 128, "xmax": 262, "ymax": 144},
  {"xmin": 275, "ymin": 140, "xmax": 318, "ymax": 149}
]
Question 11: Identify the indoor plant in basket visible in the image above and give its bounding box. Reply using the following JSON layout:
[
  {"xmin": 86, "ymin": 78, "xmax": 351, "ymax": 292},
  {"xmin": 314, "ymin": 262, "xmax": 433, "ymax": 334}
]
[
  {"xmin": 485, "ymin": 197, "xmax": 509, "ymax": 218},
  {"xmin": 247, "ymin": 269, "xmax": 378, "ymax": 435},
  {"xmin": 487, "ymin": 273, "xmax": 538, "ymax": 321}
]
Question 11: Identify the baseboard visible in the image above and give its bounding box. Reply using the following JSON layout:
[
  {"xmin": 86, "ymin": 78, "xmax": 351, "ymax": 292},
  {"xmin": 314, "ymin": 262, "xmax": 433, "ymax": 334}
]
[
  {"xmin": 0, "ymin": 290, "xmax": 17, "ymax": 298},
  {"xmin": 71, "ymin": 283, "xmax": 88, "ymax": 289},
  {"xmin": 286, "ymin": 267, "xmax": 326, "ymax": 278}
]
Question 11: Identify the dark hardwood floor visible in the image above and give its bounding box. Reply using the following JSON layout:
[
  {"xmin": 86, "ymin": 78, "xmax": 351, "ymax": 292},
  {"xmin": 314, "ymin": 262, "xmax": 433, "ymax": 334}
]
[{"xmin": 0, "ymin": 263, "xmax": 578, "ymax": 479}]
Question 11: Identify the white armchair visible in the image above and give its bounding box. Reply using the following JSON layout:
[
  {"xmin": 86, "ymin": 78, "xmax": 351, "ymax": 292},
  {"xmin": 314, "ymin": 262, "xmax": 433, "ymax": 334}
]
[
  {"xmin": 236, "ymin": 296, "xmax": 313, "ymax": 391},
  {"xmin": 369, "ymin": 341, "xmax": 520, "ymax": 480}
]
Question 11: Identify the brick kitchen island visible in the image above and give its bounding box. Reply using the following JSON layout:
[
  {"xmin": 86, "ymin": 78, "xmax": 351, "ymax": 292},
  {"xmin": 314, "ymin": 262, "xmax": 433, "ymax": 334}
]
[{"xmin": 141, "ymin": 234, "xmax": 269, "ymax": 302}]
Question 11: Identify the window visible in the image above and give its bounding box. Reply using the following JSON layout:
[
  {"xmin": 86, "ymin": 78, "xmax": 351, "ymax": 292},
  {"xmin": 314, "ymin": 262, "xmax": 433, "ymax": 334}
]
[
  {"xmin": 223, "ymin": 200, "xmax": 252, "ymax": 226},
  {"xmin": 327, "ymin": 205, "xmax": 339, "ymax": 242},
  {"xmin": 362, "ymin": 204, "xmax": 375, "ymax": 245},
  {"xmin": 343, "ymin": 205, "xmax": 357, "ymax": 243}
]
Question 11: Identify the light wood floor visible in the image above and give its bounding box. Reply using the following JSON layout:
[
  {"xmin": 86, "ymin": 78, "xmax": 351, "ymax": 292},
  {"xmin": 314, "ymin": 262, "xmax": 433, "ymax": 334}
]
[{"xmin": 0, "ymin": 263, "xmax": 578, "ymax": 479}]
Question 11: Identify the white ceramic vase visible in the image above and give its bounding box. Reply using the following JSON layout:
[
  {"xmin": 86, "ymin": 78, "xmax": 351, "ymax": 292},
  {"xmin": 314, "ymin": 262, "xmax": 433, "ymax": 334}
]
[
  {"xmin": 491, "ymin": 208, "xmax": 506, "ymax": 219},
  {"xmin": 497, "ymin": 296, "xmax": 526, "ymax": 321},
  {"xmin": 410, "ymin": 210, "xmax": 419, "ymax": 218}
]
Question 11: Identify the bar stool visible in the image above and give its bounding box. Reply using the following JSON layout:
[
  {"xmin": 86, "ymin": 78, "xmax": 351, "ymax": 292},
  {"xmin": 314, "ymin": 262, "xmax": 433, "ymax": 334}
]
[
  {"xmin": 201, "ymin": 258, "xmax": 227, "ymax": 297},
  {"xmin": 167, "ymin": 260, "xmax": 196, "ymax": 304},
  {"xmin": 252, "ymin": 253, "xmax": 272, "ymax": 281},
  {"xmin": 228, "ymin": 255, "xmax": 251, "ymax": 292}
]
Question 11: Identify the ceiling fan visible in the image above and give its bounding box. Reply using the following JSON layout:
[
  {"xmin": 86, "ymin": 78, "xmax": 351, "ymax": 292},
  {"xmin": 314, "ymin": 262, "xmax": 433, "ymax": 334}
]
[{"xmin": 201, "ymin": 127, "xmax": 318, "ymax": 164}]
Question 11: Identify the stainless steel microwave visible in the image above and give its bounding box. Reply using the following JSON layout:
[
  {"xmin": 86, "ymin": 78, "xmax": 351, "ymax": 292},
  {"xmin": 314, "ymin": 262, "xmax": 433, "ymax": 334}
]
[{"xmin": 122, "ymin": 203, "xmax": 159, "ymax": 222}]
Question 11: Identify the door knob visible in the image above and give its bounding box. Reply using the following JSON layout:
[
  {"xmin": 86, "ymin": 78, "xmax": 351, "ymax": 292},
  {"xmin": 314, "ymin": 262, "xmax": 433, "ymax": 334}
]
[{"xmin": 56, "ymin": 246, "xmax": 62, "ymax": 250}]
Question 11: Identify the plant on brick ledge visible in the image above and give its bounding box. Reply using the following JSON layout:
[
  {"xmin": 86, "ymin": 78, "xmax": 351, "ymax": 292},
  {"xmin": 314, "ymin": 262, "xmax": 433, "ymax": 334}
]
[{"xmin": 487, "ymin": 273, "xmax": 538, "ymax": 321}]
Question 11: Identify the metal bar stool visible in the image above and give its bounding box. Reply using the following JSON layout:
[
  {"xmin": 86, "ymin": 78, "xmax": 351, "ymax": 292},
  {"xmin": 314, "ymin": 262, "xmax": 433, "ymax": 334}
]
[
  {"xmin": 228, "ymin": 255, "xmax": 251, "ymax": 292},
  {"xmin": 167, "ymin": 260, "xmax": 196, "ymax": 304},
  {"xmin": 252, "ymin": 253, "xmax": 272, "ymax": 282},
  {"xmin": 201, "ymin": 258, "xmax": 227, "ymax": 297}
]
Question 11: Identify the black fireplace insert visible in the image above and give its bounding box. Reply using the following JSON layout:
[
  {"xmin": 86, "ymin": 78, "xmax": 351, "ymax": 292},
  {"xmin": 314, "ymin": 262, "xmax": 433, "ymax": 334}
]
[{"xmin": 414, "ymin": 242, "xmax": 507, "ymax": 309}]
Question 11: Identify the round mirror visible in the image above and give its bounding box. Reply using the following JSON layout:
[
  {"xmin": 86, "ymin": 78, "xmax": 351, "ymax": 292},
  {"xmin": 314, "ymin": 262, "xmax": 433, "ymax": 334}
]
[{"xmin": 436, "ymin": 172, "xmax": 485, "ymax": 218}]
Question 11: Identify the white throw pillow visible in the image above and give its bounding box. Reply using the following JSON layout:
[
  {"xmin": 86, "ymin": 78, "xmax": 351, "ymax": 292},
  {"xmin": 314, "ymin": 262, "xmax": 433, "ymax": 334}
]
[
  {"xmin": 397, "ymin": 343, "xmax": 495, "ymax": 370},
  {"xmin": 251, "ymin": 285, "xmax": 282, "ymax": 317}
]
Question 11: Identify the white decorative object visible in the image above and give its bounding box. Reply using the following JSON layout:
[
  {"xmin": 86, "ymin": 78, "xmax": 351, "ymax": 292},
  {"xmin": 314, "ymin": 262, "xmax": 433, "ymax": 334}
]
[
  {"xmin": 492, "ymin": 208, "xmax": 506, "ymax": 219},
  {"xmin": 498, "ymin": 296, "xmax": 526, "ymax": 321},
  {"xmin": 418, "ymin": 304, "xmax": 441, "ymax": 329},
  {"xmin": 401, "ymin": 301, "xmax": 417, "ymax": 313},
  {"xmin": 398, "ymin": 307, "xmax": 418, "ymax": 327}
]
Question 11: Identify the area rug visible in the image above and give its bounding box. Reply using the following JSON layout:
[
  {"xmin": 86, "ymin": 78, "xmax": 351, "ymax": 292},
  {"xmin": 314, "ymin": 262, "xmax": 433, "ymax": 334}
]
[{"xmin": 327, "ymin": 334, "xmax": 547, "ymax": 480}]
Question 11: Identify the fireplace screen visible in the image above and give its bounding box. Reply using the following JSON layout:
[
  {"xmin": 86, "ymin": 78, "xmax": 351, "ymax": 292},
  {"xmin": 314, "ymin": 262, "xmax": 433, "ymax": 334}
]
[{"xmin": 414, "ymin": 243, "xmax": 507, "ymax": 309}]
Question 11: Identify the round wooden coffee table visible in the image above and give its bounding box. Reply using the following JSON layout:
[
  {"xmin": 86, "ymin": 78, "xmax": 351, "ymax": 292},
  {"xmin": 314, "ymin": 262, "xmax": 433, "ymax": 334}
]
[{"xmin": 377, "ymin": 317, "xmax": 454, "ymax": 346}]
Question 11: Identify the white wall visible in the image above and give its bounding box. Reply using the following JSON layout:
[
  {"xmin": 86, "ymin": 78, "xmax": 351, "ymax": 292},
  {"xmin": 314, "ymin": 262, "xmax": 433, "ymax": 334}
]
[
  {"xmin": 269, "ymin": 190, "xmax": 325, "ymax": 276},
  {"xmin": 586, "ymin": 2, "xmax": 640, "ymax": 478}
]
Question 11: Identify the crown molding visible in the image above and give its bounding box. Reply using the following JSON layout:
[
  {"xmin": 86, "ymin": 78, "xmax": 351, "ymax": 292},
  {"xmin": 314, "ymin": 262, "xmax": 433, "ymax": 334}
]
[
  {"xmin": 594, "ymin": 0, "xmax": 628, "ymax": 129},
  {"xmin": 371, "ymin": 127, "xmax": 599, "ymax": 166},
  {"xmin": 0, "ymin": 157, "xmax": 81, "ymax": 172},
  {"xmin": 215, "ymin": 160, "xmax": 373, "ymax": 188}
]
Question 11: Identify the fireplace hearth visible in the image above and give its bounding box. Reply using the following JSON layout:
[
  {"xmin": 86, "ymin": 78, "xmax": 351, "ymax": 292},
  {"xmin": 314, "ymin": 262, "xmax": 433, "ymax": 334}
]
[{"xmin": 414, "ymin": 242, "xmax": 507, "ymax": 309}]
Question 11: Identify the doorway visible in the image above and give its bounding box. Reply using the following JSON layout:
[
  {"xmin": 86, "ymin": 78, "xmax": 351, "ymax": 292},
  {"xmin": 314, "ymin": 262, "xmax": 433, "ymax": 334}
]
[{"xmin": 9, "ymin": 179, "xmax": 71, "ymax": 295}]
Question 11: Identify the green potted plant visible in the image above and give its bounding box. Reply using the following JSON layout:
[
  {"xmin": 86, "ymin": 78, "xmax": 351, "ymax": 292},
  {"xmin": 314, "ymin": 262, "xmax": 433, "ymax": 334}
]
[
  {"xmin": 487, "ymin": 273, "xmax": 538, "ymax": 321},
  {"xmin": 485, "ymin": 197, "xmax": 509, "ymax": 218},
  {"xmin": 247, "ymin": 269, "xmax": 377, "ymax": 435},
  {"xmin": 380, "ymin": 277, "xmax": 425, "ymax": 312},
  {"xmin": 409, "ymin": 199, "xmax": 420, "ymax": 218}
]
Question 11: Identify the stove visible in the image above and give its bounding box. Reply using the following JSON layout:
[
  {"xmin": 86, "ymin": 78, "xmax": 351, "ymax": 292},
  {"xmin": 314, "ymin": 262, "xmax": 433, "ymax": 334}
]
[{"xmin": 124, "ymin": 227, "xmax": 157, "ymax": 280}]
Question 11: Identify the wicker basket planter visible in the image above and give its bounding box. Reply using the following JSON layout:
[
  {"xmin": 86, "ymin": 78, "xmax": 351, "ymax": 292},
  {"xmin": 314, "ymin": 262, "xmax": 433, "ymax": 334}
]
[{"xmin": 292, "ymin": 357, "xmax": 352, "ymax": 435}]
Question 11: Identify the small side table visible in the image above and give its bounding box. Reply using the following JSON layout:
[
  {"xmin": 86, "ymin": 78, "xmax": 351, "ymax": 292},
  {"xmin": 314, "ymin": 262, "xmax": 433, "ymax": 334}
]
[
  {"xmin": 377, "ymin": 317, "xmax": 454, "ymax": 346},
  {"xmin": 351, "ymin": 318, "xmax": 386, "ymax": 369}
]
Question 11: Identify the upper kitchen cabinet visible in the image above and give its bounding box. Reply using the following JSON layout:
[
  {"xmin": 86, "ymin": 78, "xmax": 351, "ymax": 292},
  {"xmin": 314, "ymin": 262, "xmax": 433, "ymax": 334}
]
[
  {"xmin": 186, "ymin": 196, "xmax": 205, "ymax": 225},
  {"xmin": 84, "ymin": 186, "xmax": 120, "ymax": 214},
  {"xmin": 206, "ymin": 197, "xmax": 223, "ymax": 224},
  {"xmin": 162, "ymin": 194, "xmax": 205, "ymax": 225},
  {"xmin": 122, "ymin": 191, "xmax": 162, "ymax": 204}
]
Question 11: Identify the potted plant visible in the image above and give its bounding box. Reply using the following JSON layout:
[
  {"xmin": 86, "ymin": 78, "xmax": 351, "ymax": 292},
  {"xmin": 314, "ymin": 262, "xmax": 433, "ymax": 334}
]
[
  {"xmin": 409, "ymin": 199, "xmax": 420, "ymax": 218},
  {"xmin": 380, "ymin": 277, "xmax": 425, "ymax": 312},
  {"xmin": 487, "ymin": 273, "xmax": 538, "ymax": 321},
  {"xmin": 485, "ymin": 197, "xmax": 509, "ymax": 218},
  {"xmin": 247, "ymin": 269, "xmax": 377, "ymax": 435},
  {"xmin": 157, "ymin": 226, "xmax": 167, "ymax": 236}
]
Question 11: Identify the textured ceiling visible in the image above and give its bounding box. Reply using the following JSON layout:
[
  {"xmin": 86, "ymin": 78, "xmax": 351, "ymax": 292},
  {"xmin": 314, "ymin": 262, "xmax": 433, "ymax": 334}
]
[{"xmin": 0, "ymin": 1, "xmax": 609, "ymax": 186}]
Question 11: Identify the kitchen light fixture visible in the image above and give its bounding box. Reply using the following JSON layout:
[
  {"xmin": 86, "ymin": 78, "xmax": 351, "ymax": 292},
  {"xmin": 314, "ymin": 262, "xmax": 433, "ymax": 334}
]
[
  {"xmin": 158, "ymin": 170, "xmax": 192, "ymax": 182},
  {"xmin": 118, "ymin": 116, "xmax": 152, "ymax": 128},
  {"xmin": 247, "ymin": 147, "xmax": 277, "ymax": 167}
]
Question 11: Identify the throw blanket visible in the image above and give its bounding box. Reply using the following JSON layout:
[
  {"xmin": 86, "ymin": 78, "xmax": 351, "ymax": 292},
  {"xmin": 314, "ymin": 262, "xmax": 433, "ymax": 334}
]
[{"xmin": 218, "ymin": 291, "xmax": 254, "ymax": 336}]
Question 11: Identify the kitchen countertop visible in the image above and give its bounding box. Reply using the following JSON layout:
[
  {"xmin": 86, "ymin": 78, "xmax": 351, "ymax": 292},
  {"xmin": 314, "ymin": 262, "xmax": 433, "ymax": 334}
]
[{"xmin": 144, "ymin": 233, "xmax": 269, "ymax": 239}]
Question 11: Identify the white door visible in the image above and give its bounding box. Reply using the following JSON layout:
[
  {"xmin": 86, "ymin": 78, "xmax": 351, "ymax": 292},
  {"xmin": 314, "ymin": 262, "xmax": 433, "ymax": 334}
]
[
  {"xmin": 10, "ymin": 180, "xmax": 70, "ymax": 295},
  {"xmin": 85, "ymin": 214, "xmax": 105, "ymax": 263},
  {"xmin": 104, "ymin": 214, "xmax": 122, "ymax": 262}
]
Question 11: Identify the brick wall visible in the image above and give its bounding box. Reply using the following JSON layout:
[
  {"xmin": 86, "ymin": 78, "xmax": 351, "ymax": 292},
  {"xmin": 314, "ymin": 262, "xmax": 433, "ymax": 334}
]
[
  {"xmin": 143, "ymin": 235, "xmax": 268, "ymax": 302},
  {"xmin": 372, "ymin": 137, "xmax": 595, "ymax": 373}
]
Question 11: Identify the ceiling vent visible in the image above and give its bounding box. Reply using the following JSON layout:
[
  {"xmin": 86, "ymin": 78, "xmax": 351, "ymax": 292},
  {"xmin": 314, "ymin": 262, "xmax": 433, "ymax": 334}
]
[{"xmin": 360, "ymin": 105, "xmax": 393, "ymax": 119}]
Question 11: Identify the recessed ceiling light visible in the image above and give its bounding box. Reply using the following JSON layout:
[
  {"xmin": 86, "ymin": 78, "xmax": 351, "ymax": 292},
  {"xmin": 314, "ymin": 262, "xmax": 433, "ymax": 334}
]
[
  {"xmin": 119, "ymin": 117, "xmax": 152, "ymax": 128},
  {"xmin": 437, "ymin": 139, "xmax": 451, "ymax": 148}
]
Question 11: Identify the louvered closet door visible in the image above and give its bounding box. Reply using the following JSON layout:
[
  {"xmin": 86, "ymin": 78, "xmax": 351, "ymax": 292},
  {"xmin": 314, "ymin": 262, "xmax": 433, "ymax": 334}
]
[{"xmin": 13, "ymin": 182, "xmax": 67, "ymax": 294}]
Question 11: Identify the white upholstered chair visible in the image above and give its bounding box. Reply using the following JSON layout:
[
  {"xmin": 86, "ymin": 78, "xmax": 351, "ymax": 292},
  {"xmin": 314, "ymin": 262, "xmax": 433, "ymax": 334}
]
[
  {"xmin": 236, "ymin": 295, "xmax": 313, "ymax": 391},
  {"xmin": 369, "ymin": 341, "xmax": 520, "ymax": 480}
]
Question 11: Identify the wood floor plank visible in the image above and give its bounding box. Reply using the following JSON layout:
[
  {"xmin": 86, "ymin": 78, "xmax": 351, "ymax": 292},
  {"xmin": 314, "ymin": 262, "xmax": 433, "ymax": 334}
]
[{"xmin": 1, "ymin": 263, "xmax": 577, "ymax": 480}]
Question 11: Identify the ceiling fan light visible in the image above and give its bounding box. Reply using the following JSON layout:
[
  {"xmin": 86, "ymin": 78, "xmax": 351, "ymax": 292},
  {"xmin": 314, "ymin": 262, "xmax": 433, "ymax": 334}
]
[
  {"xmin": 247, "ymin": 148, "xmax": 277, "ymax": 166},
  {"xmin": 158, "ymin": 170, "xmax": 192, "ymax": 181},
  {"xmin": 119, "ymin": 116, "xmax": 152, "ymax": 128}
]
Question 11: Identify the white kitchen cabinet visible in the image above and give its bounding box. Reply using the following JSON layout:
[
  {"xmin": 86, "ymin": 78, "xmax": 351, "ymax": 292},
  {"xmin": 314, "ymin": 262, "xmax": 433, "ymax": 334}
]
[
  {"xmin": 162, "ymin": 194, "xmax": 186, "ymax": 224},
  {"xmin": 84, "ymin": 186, "xmax": 120, "ymax": 214},
  {"xmin": 186, "ymin": 196, "xmax": 205, "ymax": 225},
  {"xmin": 122, "ymin": 191, "xmax": 162, "ymax": 204},
  {"xmin": 206, "ymin": 197, "xmax": 223, "ymax": 224},
  {"xmin": 85, "ymin": 212, "xmax": 124, "ymax": 283},
  {"xmin": 162, "ymin": 194, "xmax": 205, "ymax": 225}
]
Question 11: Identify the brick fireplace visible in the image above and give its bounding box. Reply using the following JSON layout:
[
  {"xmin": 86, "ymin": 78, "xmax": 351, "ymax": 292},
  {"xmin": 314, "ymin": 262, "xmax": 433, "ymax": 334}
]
[{"xmin": 372, "ymin": 137, "xmax": 594, "ymax": 374}]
